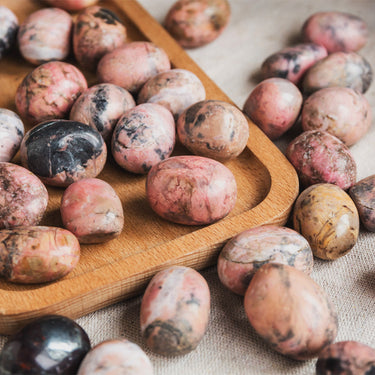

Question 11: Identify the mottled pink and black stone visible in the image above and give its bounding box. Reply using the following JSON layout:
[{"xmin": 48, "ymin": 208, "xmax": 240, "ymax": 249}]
[
  {"xmin": 0, "ymin": 6, "xmax": 18, "ymax": 59},
  {"xmin": 20, "ymin": 119, "xmax": 107, "ymax": 187},
  {"xmin": 0, "ymin": 315, "xmax": 90, "ymax": 374}
]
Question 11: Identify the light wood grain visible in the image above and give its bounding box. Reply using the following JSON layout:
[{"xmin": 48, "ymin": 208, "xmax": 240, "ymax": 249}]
[{"xmin": 0, "ymin": 0, "xmax": 298, "ymax": 335}]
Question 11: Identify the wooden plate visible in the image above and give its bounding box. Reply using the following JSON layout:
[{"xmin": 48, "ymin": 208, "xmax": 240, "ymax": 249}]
[{"xmin": 0, "ymin": 0, "xmax": 298, "ymax": 335}]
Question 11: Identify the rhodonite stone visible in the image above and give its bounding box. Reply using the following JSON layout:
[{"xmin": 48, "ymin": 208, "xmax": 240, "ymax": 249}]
[
  {"xmin": 15, "ymin": 61, "xmax": 87, "ymax": 125},
  {"xmin": 73, "ymin": 6, "xmax": 127, "ymax": 71},
  {"xmin": 112, "ymin": 103, "xmax": 175, "ymax": 174},
  {"xmin": 0, "ymin": 6, "xmax": 18, "ymax": 59},
  {"xmin": 0, "ymin": 226, "xmax": 80, "ymax": 284},
  {"xmin": 0, "ymin": 108, "xmax": 24, "ymax": 162},
  {"xmin": 0, "ymin": 315, "xmax": 90, "ymax": 374},
  {"xmin": 61, "ymin": 178, "xmax": 124, "ymax": 243},
  {"xmin": 138, "ymin": 68, "xmax": 206, "ymax": 120},
  {"xmin": 261, "ymin": 43, "xmax": 327, "ymax": 85},
  {"xmin": 0, "ymin": 162, "xmax": 48, "ymax": 229},
  {"xmin": 146, "ymin": 155, "xmax": 237, "ymax": 225},
  {"xmin": 349, "ymin": 174, "xmax": 375, "ymax": 232},
  {"xmin": 140, "ymin": 266, "xmax": 210, "ymax": 356},
  {"xmin": 302, "ymin": 11, "xmax": 369, "ymax": 53},
  {"xmin": 77, "ymin": 339, "xmax": 153, "ymax": 375},
  {"xmin": 244, "ymin": 263, "xmax": 338, "ymax": 360},
  {"xmin": 20, "ymin": 119, "xmax": 107, "ymax": 187},
  {"xmin": 70, "ymin": 83, "xmax": 135, "ymax": 143},
  {"xmin": 217, "ymin": 225, "xmax": 313, "ymax": 296},
  {"xmin": 18, "ymin": 7, "xmax": 72, "ymax": 65}
]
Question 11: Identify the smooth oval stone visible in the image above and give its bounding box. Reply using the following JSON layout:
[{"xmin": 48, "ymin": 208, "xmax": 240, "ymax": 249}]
[
  {"xmin": 137, "ymin": 68, "xmax": 206, "ymax": 120},
  {"xmin": 61, "ymin": 178, "xmax": 124, "ymax": 243},
  {"xmin": 286, "ymin": 130, "xmax": 357, "ymax": 190},
  {"xmin": 349, "ymin": 174, "xmax": 375, "ymax": 232},
  {"xmin": 217, "ymin": 225, "xmax": 313, "ymax": 296},
  {"xmin": 97, "ymin": 41, "xmax": 171, "ymax": 94},
  {"xmin": 0, "ymin": 6, "xmax": 18, "ymax": 59},
  {"xmin": 146, "ymin": 155, "xmax": 237, "ymax": 225},
  {"xmin": 261, "ymin": 43, "xmax": 328, "ymax": 85},
  {"xmin": 70, "ymin": 83, "xmax": 135, "ymax": 143},
  {"xmin": 244, "ymin": 263, "xmax": 338, "ymax": 360},
  {"xmin": 0, "ymin": 226, "xmax": 80, "ymax": 283},
  {"xmin": 73, "ymin": 6, "xmax": 127, "ymax": 71},
  {"xmin": 293, "ymin": 183, "xmax": 359, "ymax": 260},
  {"xmin": 20, "ymin": 119, "xmax": 107, "ymax": 187},
  {"xmin": 77, "ymin": 339, "xmax": 153, "ymax": 375},
  {"xmin": 0, "ymin": 315, "xmax": 90, "ymax": 374},
  {"xmin": 0, "ymin": 108, "xmax": 24, "ymax": 162},
  {"xmin": 243, "ymin": 77, "xmax": 302, "ymax": 140},
  {"xmin": 302, "ymin": 11, "xmax": 369, "ymax": 53},
  {"xmin": 302, "ymin": 52, "xmax": 372, "ymax": 95},
  {"xmin": 301, "ymin": 87, "xmax": 372, "ymax": 146},
  {"xmin": 44, "ymin": 0, "xmax": 99, "ymax": 11},
  {"xmin": 112, "ymin": 103, "xmax": 175, "ymax": 174},
  {"xmin": 18, "ymin": 7, "xmax": 72, "ymax": 65},
  {"xmin": 0, "ymin": 162, "xmax": 48, "ymax": 229},
  {"xmin": 177, "ymin": 100, "xmax": 249, "ymax": 162},
  {"xmin": 316, "ymin": 341, "xmax": 375, "ymax": 375},
  {"xmin": 164, "ymin": 0, "xmax": 231, "ymax": 48},
  {"xmin": 15, "ymin": 61, "xmax": 88, "ymax": 125},
  {"xmin": 140, "ymin": 266, "xmax": 210, "ymax": 356}
]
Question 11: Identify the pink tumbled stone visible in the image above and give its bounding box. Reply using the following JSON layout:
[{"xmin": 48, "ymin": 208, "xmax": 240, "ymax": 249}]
[
  {"xmin": 61, "ymin": 178, "xmax": 124, "ymax": 244},
  {"xmin": 44, "ymin": 0, "xmax": 99, "ymax": 11},
  {"xmin": 0, "ymin": 109, "xmax": 24, "ymax": 162},
  {"xmin": 146, "ymin": 155, "xmax": 237, "ymax": 225},
  {"xmin": 97, "ymin": 42, "xmax": 171, "ymax": 94},
  {"xmin": 70, "ymin": 83, "xmax": 135, "ymax": 143},
  {"xmin": 112, "ymin": 103, "xmax": 175, "ymax": 174},
  {"xmin": 140, "ymin": 266, "xmax": 210, "ymax": 356},
  {"xmin": 77, "ymin": 339, "xmax": 153, "ymax": 375},
  {"xmin": 286, "ymin": 130, "xmax": 357, "ymax": 190},
  {"xmin": 0, "ymin": 162, "xmax": 48, "ymax": 229},
  {"xmin": 137, "ymin": 68, "xmax": 206, "ymax": 120},
  {"xmin": 15, "ymin": 61, "xmax": 87, "ymax": 125},
  {"xmin": 243, "ymin": 78, "xmax": 302, "ymax": 140},
  {"xmin": 18, "ymin": 8, "xmax": 73, "ymax": 65}
]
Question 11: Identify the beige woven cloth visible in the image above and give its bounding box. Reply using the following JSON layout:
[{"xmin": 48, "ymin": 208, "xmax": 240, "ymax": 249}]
[{"xmin": 1, "ymin": 0, "xmax": 375, "ymax": 374}]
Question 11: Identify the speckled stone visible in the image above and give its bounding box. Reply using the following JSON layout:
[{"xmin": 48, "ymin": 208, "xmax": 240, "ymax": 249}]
[
  {"xmin": 140, "ymin": 266, "xmax": 210, "ymax": 356},
  {"xmin": 0, "ymin": 6, "xmax": 18, "ymax": 59},
  {"xmin": 217, "ymin": 225, "xmax": 313, "ymax": 296},
  {"xmin": 164, "ymin": 0, "xmax": 231, "ymax": 48},
  {"xmin": 146, "ymin": 155, "xmax": 237, "ymax": 225},
  {"xmin": 316, "ymin": 341, "xmax": 375, "ymax": 375},
  {"xmin": 70, "ymin": 83, "xmax": 135, "ymax": 143},
  {"xmin": 243, "ymin": 78, "xmax": 302, "ymax": 140},
  {"xmin": 73, "ymin": 6, "xmax": 127, "ymax": 70},
  {"xmin": 77, "ymin": 339, "xmax": 153, "ymax": 375},
  {"xmin": 286, "ymin": 130, "xmax": 357, "ymax": 190},
  {"xmin": 301, "ymin": 87, "xmax": 372, "ymax": 146},
  {"xmin": 293, "ymin": 183, "xmax": 359, "ymax": 260},
  {"xmin": 112, "ymin": 103, "xmax": 175, "ymax": 174},
  {"xmin": 20, "ymin": 119, "xmax": 107, "ymax": 187},
  {"xmin": 15, "ymin": 61, "xmax": 87, "ymax": 125},
  {"xmin": 0, "ymin": 162, "xmax": 48, "ymax": 229},
  {"xmin": 177, "ymin": 99, "xmax": 249, "ymax": 162},
  {"xmin": 261, "ymin": 43, "xmax": 328, "ymax": 85},
  {"xmin": 302, "ymin": 52, "xmax": 373, "ymax": 95},
  {"xmin": 244, "ymin": 263, "xmax": 338, "ymax": 360},
  {"xmin": 0, "ymin": 108, "xmax": 24, "ymax": 162},
  {"xmin": 349, "ymin": 174, "xmax": 375, "ymax": 232},
  {"xmin": 18, "ymin": 7, "xmax": 72, "ymax": 65},
  {"xmin": 302, "ymin": 12, "xmax": 368, "ymax": 53},
  {"xmin": 61, "ymin": 178, "xmax": 124, "ymax": 243},
  {"xmin": 0, "ymin": 226, "xmax": 80, "ymax": 284},
  {"xmin": 97, "ymin": 41, "xmax": 171, "ymax": 94},
  {"xmin": 138, "ymin": 68, "xmax": 206, "ymax": 120}
]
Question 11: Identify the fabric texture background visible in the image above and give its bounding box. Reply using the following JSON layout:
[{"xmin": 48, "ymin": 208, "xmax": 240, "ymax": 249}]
[{"xmin": 1, "ymin": 1, "xmax": 375, "ymax": 374}]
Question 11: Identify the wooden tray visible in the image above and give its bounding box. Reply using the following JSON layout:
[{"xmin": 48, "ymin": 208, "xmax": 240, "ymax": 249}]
[{"xmin": 0, "ymin": 0, "xmax": 299, "ymax": 335}]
